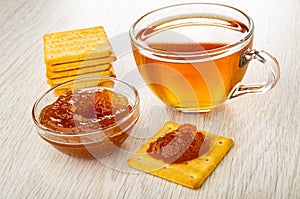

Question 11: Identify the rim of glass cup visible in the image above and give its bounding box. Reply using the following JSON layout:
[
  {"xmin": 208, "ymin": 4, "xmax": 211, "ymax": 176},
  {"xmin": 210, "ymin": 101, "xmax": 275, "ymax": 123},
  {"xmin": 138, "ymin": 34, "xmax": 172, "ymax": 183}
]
[
  {"xmin": 129, "ymin": 2, "xmax": 254, "ymax": 58},
  {"xmin": 32, "ymin": 76, "xmax": 140, "ymax": 138}
]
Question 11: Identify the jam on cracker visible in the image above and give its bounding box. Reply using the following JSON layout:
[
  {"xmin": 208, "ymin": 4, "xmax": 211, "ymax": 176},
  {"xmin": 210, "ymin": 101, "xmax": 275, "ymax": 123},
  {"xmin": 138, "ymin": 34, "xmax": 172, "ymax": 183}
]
[{"xmin": 147, "ymin": 124, "xmax": 208, "ymax": 164}]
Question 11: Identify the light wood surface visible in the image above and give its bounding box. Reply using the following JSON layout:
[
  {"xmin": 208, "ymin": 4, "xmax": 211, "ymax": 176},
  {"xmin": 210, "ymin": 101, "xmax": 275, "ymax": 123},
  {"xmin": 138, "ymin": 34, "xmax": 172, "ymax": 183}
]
[{"xmin": 0, "ymin": 0, "xmax": 299, "ymax": 198}]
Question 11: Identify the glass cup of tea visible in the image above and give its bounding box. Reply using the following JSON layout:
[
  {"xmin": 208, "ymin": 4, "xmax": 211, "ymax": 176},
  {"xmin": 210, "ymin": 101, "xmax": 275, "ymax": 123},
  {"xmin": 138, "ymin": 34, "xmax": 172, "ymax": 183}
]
[{"xmin": 129, "ymin": 3, "xmax": 280, "ymax": 112}]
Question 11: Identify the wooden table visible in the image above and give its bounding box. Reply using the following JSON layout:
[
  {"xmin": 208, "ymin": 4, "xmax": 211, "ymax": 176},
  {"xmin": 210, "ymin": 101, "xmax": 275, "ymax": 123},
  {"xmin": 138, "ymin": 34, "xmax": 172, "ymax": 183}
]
[{"xmin": 1, "ymin": 0, "xmax": 299, "ymax": 198}]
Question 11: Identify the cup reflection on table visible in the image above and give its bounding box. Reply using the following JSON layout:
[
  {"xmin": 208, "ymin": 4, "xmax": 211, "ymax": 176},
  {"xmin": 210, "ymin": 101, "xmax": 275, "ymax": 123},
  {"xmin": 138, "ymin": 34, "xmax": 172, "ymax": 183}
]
[{"xmin": 129, "ymin": 3, "xmax": 280, "ymax": 112}]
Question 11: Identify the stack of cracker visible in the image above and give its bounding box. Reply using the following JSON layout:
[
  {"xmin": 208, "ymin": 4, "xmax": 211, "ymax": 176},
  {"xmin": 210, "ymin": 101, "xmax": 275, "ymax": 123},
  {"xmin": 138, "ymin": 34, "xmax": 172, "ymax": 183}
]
[{"xmin": 43, "ymin": 26, "xmax": 116, "ymax": 87}]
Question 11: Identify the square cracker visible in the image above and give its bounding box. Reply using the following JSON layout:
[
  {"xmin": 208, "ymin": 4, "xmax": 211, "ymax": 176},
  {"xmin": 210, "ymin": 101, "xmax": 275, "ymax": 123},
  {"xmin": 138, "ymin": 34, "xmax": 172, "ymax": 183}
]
[
  {"xmin": 48, "ymin": 56, "xmax": 116, "ymax": 72},
  {"xmin": 46, "ymin": 64, "xmax": 112, "ymax": 79},
  {"xmin": 44, "ymin": 26, "xmax": 113, "ymax": 65},
  {"xmin": 127, "ymin": 122, "xmax": 233, "ymax": 189}
]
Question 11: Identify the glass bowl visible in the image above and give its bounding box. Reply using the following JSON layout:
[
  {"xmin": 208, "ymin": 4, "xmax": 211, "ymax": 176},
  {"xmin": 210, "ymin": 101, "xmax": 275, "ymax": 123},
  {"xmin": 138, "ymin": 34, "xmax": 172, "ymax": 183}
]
[{"xmin": 32, "ymin": 76, "xmax": 140, "ymax": 159}]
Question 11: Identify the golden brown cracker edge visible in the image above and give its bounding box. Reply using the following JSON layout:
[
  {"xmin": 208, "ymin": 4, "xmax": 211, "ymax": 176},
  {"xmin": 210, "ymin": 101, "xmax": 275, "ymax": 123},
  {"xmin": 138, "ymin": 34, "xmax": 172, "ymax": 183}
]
[
  {"xmin": 46, "ymin": 64, "xmax": 112, "ymax": 79},
  {"xmin": 47, "ymin": 68, "xmax": 115, "ymax": 86},
  {"xmin": 127, "ymin": 122, "xmax": 233, "ymax": 189},
  {"xmin": 48, "ymin": 56, "xmax": 116, "ymax": 72},
  {"xmin": 52, "ymin": 77, "xmax": 115, "ymax": 96}
]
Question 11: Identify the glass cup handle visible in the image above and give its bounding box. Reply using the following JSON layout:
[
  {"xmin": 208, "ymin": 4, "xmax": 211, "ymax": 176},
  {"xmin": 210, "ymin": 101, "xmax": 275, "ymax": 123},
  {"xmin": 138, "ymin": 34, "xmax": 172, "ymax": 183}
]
[{"xmin": 229, "ymin": 49, "xmax": 280, "ymax": 99}]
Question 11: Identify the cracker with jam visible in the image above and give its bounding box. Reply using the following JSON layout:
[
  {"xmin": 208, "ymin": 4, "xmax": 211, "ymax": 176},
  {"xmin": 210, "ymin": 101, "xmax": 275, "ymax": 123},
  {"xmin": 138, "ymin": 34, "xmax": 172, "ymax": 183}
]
[{"xmin": 127, "ymin": 122, "xmax": 233, "ymax": 189}]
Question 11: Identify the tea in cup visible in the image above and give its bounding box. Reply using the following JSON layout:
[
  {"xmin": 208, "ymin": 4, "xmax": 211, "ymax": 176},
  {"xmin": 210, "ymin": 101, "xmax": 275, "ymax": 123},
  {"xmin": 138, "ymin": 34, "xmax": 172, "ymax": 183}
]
[{"xmin": 130, "ymin": 3, "xmax": 280, "ymax": 112}]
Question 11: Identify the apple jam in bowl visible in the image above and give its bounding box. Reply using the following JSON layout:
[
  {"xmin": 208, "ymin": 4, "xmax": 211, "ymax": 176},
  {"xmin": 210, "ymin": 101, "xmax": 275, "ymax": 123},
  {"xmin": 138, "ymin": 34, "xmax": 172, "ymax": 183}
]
[{"xmin": 32, "ymin": 76, "xmax": 140, "ymax": 159}]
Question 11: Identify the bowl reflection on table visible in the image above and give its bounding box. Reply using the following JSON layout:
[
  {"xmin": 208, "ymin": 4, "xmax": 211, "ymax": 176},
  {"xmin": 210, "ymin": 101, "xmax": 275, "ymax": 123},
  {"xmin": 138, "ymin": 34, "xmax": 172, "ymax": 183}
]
[{"xmin": 32, "ymin": 76, "xmax": 140, "ymax": 159}]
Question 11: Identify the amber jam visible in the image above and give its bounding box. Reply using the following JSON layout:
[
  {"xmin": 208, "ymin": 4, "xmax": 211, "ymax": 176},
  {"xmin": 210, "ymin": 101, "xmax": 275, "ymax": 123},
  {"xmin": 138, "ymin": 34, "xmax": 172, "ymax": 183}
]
[
  {"xmin": 39, "ymin": 89, "xmax": 137, "ymax": 159},
  {"xmin": 147, "ymin": 124, "xmax": 210, "ymax": 164}
]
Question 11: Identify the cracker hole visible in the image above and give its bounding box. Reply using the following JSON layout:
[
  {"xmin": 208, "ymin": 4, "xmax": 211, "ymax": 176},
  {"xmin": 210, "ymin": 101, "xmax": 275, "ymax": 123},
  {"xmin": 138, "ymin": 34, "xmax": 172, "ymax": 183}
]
[
  {"xmin": 219, "ymin": 141, "xmax": 223, "ymax": 144},
  {"xmin": 205, "ymin": 158, "xmax": 209, "ymax": 161},
  {"xmin": 190, "ymin": 175, "xmax": 195, "ymax": 179},
  {"xmin": 184, "ymin": 162, "xmax": 188, "ymax": 165},
  {"xmin": 163, "ymin": 166, "xmax": 168, "ymax": 169}
]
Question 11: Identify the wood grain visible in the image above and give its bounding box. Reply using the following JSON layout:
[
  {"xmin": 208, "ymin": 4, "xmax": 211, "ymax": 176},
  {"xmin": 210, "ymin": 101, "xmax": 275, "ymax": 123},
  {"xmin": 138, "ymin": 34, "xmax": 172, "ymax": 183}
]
[{"xmin": 0, "ymin": 0, "xmax": 299, "ymax": 198}]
